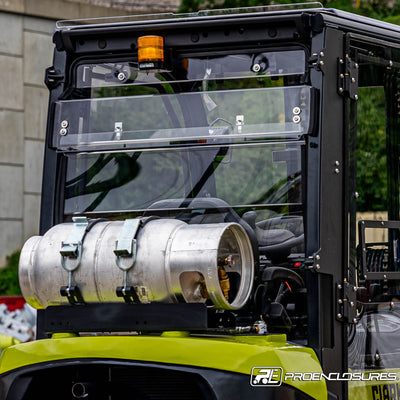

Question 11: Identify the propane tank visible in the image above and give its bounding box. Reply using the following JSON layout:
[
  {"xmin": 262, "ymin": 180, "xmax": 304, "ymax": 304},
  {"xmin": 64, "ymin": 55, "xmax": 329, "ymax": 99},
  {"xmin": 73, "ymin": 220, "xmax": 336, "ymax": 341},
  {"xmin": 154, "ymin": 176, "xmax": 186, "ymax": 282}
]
[{"xmin": 19, "ymin": 218, "xmax": 254, "ymax": 310}]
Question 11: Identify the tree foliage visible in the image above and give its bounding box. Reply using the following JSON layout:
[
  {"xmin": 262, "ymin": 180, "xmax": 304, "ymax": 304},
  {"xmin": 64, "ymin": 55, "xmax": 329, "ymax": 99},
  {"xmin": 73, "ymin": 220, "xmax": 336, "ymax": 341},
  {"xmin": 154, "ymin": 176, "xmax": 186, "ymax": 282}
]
[
  {"xmin": 0, "ymin": 251, "xmax": 21, "ymax": 295},
  {"xmin": 179, "ymin": 0, "xmax": 400, "ymax": 23}
]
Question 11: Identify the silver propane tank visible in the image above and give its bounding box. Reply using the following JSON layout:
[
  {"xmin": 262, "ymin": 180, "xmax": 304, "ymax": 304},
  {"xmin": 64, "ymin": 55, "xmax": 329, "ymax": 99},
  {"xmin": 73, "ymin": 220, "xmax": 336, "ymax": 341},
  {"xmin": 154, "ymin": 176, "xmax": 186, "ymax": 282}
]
[{"xmin": 19, "ymin": 218, "xmax": 254, "ymax": 310}]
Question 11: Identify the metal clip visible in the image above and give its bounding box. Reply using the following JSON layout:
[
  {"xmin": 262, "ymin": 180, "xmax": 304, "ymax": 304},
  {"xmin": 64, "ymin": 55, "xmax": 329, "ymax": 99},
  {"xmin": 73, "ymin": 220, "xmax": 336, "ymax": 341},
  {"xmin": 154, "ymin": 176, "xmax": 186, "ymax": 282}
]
[
  {"xmin": 114, "ymin": 122, "xmax": 123, "ymax": 140},
  {"xmin": 60, "ymin": 216, "xmax": 88, "ymax": 271},
  {"xmin": 60, "ymin": 216, "xmax": 88, "ymax": 304},
  {"xmin": 114, "ymin": 219, "xmax": 142, "ymax": 303}
]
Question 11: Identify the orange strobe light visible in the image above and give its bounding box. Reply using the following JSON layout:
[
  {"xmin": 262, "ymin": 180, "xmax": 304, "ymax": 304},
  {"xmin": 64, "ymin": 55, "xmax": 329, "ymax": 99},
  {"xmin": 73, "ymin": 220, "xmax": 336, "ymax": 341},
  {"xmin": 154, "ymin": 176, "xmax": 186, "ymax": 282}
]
[{"xmin": 138, "ymin": 35, "xmax": 164, "ymax": 62}]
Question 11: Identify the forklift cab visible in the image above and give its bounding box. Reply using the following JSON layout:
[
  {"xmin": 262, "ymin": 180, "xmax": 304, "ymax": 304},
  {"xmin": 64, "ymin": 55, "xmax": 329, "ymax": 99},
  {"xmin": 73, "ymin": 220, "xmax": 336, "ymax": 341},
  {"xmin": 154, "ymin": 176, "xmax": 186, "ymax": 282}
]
[{"xmin": 1, "ymin": 3, "xmax": 400, "ymax": 400}]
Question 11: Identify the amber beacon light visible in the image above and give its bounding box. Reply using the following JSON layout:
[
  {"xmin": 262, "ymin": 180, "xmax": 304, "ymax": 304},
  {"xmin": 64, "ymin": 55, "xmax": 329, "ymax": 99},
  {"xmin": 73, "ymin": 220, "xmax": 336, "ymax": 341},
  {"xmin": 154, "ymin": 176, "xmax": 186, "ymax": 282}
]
[{"xmin": 138, "ymin": 35, "xmax": 164, "ymax": 63}]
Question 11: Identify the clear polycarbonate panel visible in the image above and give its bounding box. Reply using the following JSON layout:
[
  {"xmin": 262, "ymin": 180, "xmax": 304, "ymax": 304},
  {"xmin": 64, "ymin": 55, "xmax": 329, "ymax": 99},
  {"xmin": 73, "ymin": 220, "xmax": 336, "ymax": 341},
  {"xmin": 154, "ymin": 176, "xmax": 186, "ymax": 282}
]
[
  {"xmin": 64, "ymin": 141, "xmax": 303, "ymax": 215},
  {"xmin": 56, "ymin": 3, "xmax": 323, "ymax": 29},
  {"xmin": 53, "ymin": 86, "xmax": 312, "ymax": 151},
  {"xmin": 75, "ymin": 50, "xmax": 306, "ymax": 88}
]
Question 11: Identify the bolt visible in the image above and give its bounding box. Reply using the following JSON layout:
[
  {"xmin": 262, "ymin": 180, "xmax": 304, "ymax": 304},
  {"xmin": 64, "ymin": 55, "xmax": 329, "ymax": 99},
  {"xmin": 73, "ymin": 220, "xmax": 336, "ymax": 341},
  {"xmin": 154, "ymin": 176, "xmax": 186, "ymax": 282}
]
[
  {"xmin": 319, "ymin": 60, "xmax": 324, "ymax": 66},
  {"xmin": 350, "ymin": 301, "xmax": 354, "ymax": 307},
  {"xmin": 293, "ymin": 107, "xmax": 301, "ymax": 115},
  {"xmin": 316, "ymin": 255, "xmax": 320, "ymax": 261},
  {"xmin": 335, "ymin": 161, "xmax": 340, "ymax": 166},
  {"xmin": 339, "ymin": 87, "xmax": 344, "ymax": 93},
  {"xmin": 320, "ymin": 51, "xmax": 324, "ymax": 57},
  {"xmin": 354, "ymin": 192, "xmax": 360, "ymax": 199},
  {"xmin": 61, "ymin": 120, "xmax": 69, "ymax": 128},
  {"xmin": 353, "ymin": 318, "xmax": 358, "ymax": 324},
  {"xmin": 335, "ymin": 168, "xmax": 340, "ymax": 174},
  {"xmin": 384, "ymin": 275, "xmax": 387, "ymax": 280},
  {"xmin": 391, "ymin": 301, "xmax": 394, "ymax": 308},
  {"xmin": 351, "ymin": 77, "xmax": 356, "ymax": 83},
  {"xmin": 389, "ymin": 60, "xmax": 393, "ymax": 67},
  {"xmin": 316, "ymin": 264, "xmax": 320, "ymax": 270},
  {"xmin": 252, "ymin": 63, "xmax": 261, "ymax": 73},
  {"xmin": 364, "ymin": 274, "xmax": 367, "ymax": 279},
  {"xmin": 355, "ymin": 63, "xmax": 359, "ymax": 69},
  {"xmin": 375, "ymin": 353, "xmax": 380, "ymax": 361},
  {"xmin": 338, "ymin": 284, "xmax": 342, "ymax": 290},
  {"xmin": 339, "ymin": 58, "xmax": 344, "ymax": 64},
  {"xmin": 353, "ymin": 286, "xmax": 357, "ymax": 292},
  {"xmin": 117, "ymin": 72, "xmax": 126, "ymax": 81},
  {"xmin": 338, "ymin": 299, "xmax": 343, "ymax": 304},
  {"xmin": 59, "ymin": 128, "xmax": 67, "ymax": 136},
  {"xmin": 337, "ymin": 313, "xmax": 342, "ymax": 319},
  {"xmin": 354, "ymin": 94, "xmax": 359, "ymax": 101},
  {"xmin": 293, "ymin": 115, "xmax": 301, "ymax": 124}
]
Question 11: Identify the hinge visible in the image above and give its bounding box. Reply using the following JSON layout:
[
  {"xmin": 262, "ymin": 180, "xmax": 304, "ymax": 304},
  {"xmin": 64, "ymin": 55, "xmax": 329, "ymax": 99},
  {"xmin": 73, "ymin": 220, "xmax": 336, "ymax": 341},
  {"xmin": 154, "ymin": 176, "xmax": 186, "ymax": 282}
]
[
  {"xmin": 338, "ymin": 55, "xmax": 359, "ymax": 100},
  {"xmin": 45, "ymin": 66, "xmax": 64, "ymax": 90},
  {"xmin": 300, "ymin": 250, "xmax": 321, "ymax": 272},
  {"xmin": 336, "ymin": 281, "xmax": 357, "ymax": 324},
  {"xmin": 308, "ymin": 49, "xmax": 326, "ymax": 73}
]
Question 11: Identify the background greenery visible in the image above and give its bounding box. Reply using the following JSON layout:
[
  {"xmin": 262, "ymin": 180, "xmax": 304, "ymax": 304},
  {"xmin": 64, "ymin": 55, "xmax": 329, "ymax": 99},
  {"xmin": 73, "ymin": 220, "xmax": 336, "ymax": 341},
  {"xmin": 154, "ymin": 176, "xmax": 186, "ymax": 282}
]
[
  {"xmin": 0, "ymin": 251, "xmax": 21, "ymax": 295},
  {"xmin": 179, "ymin": 0, "xmax": 400, "ymax": 25}
]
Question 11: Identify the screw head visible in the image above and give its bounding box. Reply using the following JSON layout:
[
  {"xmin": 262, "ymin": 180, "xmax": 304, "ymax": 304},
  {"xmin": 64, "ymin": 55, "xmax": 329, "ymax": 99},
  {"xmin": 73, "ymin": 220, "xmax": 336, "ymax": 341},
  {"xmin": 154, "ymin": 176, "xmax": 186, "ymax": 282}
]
[
  {"xmin": 355, "ymin": 63, "xmax": 359, "ymax": 69},
  {"xmin": 339, "ymin": 87, "xmax": 344, "ymax": 93},
  {"xmin": 337, "ymin": 313, "xmax": 342, "ymax": 319},
  {"xmin": 252, "ymin": 63, "xmax": 261, "ymax": 73},
  {"xmin": 354, "ymin": 94, "xmax": 359, "ymax": 101},
  {"xmin": 338, "ymin": 284, "xmax": 342, "ymax": 290},
  {"xmin": 375, "ymin": 353, "xmax": 380, "ymax": 361},
  {"xmin": 335, "ymin": 168, "xmax": 340, "ymax": 174},
  {"xmin": 316, "ymin": 254, "xmax": 320, "ymax": 261},
  {"xmin": 293, "ymin": 107, "xmax": 301, "ymax": 115},
  {"xmin": 117, "ymin": 72, "xmax": 126, "ymax": 81},
  {"xmin": 351, "ymin": 77, "xmax": 356, "ymax": 83},
  {"xmin": 293, "ymin": 115, "xmax": 301, "ymax": 124},
  {"xmin": 350, "ymin": 301, "xmax": 354, "ymax": 307},
  {"xmin": 320, "ymin": 51, "xmax": 324, "ymax": 57},
  {"xmin": 339, "ymin": 58, "xmax": 344, "ymax": 64},
  {"xmin": 338, "ymin": 299, "xmax": 343, "ymax": 304},
  {"xmin": 353, "ymin": 318, "xmax": 357, "ymax": 324},
  {"xmin": 61, "ymin": 120, "xmax": 69, "ymax": 128},
  {"xmin": 59, "ymin": 128, "xmax": 67, "ymax": 136},
  {"xmin": 319, "ymin": 60, "xmax": 324, "ymax": 66},
  {"xmin": 354, "ymin": 192, "xmax": 360, "ymax": 199}
]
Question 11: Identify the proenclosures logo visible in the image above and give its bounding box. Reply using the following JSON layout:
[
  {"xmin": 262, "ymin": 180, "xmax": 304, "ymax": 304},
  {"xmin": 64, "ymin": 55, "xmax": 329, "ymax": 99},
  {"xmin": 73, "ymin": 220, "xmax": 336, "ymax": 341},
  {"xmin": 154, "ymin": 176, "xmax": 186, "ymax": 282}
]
[{"xmin": 250, "ymin": 367, "xmax": 397, "ymax": 387}]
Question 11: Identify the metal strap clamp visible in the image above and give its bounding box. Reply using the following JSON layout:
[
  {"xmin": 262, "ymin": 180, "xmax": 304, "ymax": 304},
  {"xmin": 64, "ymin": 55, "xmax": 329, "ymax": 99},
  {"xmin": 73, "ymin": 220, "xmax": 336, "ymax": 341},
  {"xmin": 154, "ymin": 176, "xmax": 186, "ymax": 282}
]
[{"xmin": 114, "ymin": 219, "xmax": 142, "ymax": 303}]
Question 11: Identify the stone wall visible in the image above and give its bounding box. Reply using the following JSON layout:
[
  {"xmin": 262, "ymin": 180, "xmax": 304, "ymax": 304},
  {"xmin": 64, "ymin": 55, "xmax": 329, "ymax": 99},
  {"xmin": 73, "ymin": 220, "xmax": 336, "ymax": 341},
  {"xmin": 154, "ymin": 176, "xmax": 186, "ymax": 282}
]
[{"xmin": 0, "ymin": 0, "xmax": 178, "ymax": 266}]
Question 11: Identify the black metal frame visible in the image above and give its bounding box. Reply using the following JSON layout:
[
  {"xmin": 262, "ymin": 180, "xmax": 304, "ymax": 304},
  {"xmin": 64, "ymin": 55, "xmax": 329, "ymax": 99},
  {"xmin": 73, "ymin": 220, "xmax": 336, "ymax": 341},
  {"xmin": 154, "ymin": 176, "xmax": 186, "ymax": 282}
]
[
  {"xmin": 36, "ymin": 303, "xmax": 208, "ymax": 339},
  {"xmin": 358, "ymin": 220, "xmax": 400, "ymax": 280}
]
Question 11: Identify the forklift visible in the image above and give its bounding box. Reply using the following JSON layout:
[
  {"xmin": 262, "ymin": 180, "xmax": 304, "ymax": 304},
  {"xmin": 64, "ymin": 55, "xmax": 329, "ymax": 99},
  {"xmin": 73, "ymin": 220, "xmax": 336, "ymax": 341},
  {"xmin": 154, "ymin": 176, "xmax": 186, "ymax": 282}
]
[{"xmin": 1, "ymin": 3, "xmax": 400, "ymax": 399}]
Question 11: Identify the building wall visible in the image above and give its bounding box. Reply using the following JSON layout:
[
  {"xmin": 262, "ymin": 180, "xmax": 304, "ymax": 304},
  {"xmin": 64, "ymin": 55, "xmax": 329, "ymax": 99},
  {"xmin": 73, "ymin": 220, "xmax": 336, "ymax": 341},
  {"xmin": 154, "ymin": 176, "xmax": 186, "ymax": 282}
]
[{"xmin": 0, "ymin": 0, "xmax": 178, "ymax": 266}]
